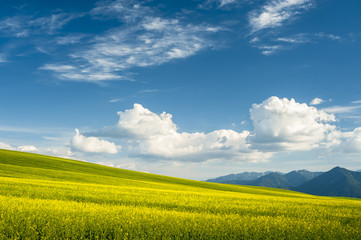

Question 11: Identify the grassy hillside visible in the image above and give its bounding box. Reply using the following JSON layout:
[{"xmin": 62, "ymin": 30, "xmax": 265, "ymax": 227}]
[{"xmin": 0, "ymin": 149, "xmax": 360, "ymax": 239}]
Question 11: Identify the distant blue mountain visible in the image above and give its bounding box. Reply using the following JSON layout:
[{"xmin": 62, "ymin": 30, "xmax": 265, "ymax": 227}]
[
  {"xmin": 296, "ymin": 167, "xmax": 361, "ymax": 198},
  {"xmin": 207, "ymin": 167, "xmax": 361, "ymax": 198},
  {"xmin": 207, "ymin": 169, "xmax": 322, "ymax": 189},
  {"xmin": 206, "ymin": 171, "xmax": 279, "ymax": 183}
]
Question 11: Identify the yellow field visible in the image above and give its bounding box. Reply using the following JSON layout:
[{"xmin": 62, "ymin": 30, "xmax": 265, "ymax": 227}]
[{"xmin": 0, "ymin": 149, "xmax": 360, "ymax": 239}]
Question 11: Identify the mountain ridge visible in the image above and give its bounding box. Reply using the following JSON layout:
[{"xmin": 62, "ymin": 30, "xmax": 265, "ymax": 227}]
[
  {"xmin": 207, "ymin": 167, "xmax": 361, "ymax": 198},
  {"xmin": 296, "ymin": 166, "xmax": 361, "ymax": 198}
]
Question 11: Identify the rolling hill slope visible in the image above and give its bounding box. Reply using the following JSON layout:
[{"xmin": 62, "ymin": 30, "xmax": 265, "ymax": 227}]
[{"xmin": 0, "ymin": 149, "xmax": 361, "ymax": 239}]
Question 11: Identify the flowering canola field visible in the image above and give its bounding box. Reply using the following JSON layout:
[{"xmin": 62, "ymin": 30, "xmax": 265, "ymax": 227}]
[{"xmin": 0, "ymin": 149, "xmax": 360, "ymax": 239}]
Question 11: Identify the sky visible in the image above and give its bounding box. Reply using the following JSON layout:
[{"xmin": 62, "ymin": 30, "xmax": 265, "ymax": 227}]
[{"xmin": 1, "ymin": 0, "xmax": 361, "ymax": 180}]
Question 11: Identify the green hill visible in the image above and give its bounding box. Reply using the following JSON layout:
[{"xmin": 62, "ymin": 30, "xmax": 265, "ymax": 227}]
[{"xmin": 0, "ymin": 149, "xmax": 361, "ymax": 239}]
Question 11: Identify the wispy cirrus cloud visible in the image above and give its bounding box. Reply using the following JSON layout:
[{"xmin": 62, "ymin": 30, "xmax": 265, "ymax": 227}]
[
  {"xmin": 199, "ymin": 0, "xmax": 239, "ymax": 9},
  {"xmin": 55, "ymin": 34, "xmax": 88, "ymax": 45},
  {"xmin": 249, "ymin": 0, "xmax": 313, "ymax": 32},
  {"xmin": 40, "ymin": 0, "xmax": 221, "ymax": 83},
  {"xmin": 40, "ymin": 63, "xmax": 123, "ymax": 82},
  {"xmin": 323, "ymin": 105, "xmax": 361, "ymax": 114},
  {"xmin": 250, "ymin": 32, "xmax": 342, "ymax": 55},
  {"xmin": 247, "ymin": 0, "xmax": 344, "ymax": 55},
  {"xmin": 321, "ymin": 101, "xmax": 361, "ymax": 123},
  {"xmin": 247, "ymin": 0, "xmax": 318, "ymax": 55},
  {"xmin": 0, "ymin": 13, "xmax": 81, "ymax": 37}
]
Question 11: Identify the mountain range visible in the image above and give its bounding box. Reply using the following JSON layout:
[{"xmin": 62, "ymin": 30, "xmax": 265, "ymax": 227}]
[{"xmin": 207, "ymin": 167, "xmax": 361, "ymax": 198}]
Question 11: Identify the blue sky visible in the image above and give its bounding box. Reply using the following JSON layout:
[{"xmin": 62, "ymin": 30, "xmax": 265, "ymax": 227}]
[{"xmin": 1, "ymin": 0, "xmax": 361, "ymax": 179}]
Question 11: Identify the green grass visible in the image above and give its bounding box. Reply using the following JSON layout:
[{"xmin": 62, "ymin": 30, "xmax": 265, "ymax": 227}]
[{"xmin": 0, "ymin": 149, "xmax": 360, "ymax": 239}]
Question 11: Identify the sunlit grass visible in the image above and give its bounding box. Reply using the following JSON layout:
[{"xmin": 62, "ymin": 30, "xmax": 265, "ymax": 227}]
[{"xmin": 0, "ymin": 149, "xmax": 360, "ymax": 239}]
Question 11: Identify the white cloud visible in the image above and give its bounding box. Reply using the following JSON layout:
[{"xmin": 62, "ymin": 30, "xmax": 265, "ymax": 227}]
[
  {"xmin": 134, "ymin": 129, "xmax": 255, "ymax": 161},
  {"xmin": 249, "ymin": 37, "xmax": 260, "ymax": 43},
  {"xmin": 70, "ymin": 129, "xmax": 119, "ymax": 154},
  {"xmin": 37, "ymin": 147, "xmax": 74, "ymax": 158},
  {"xmin": 322, "ymin": 128, "xmax": 361, "ymax": 153},
  {"xmin": 277, "ymin": 36, "xmax": 309, "ymax": 44},
  {"xmin": 251, "ymin": 32, "xmax": 343, "ymax": 55},
  {"xmin": 29, "ymin": 13, "xmax": 80, "ymax": 34},
  {"xmin": 200, "ymin": 0, "xmax": 238, "ymax": 9},
  {"xmin": 0, "ymin": 141, "xmax": 15, "ymax": 150},
  {"xmin": 142, "ymin": 17, "xmax": 178, "ymax": 31},
  {"xmin": 41, "ymin": 1, "xmax": 220, "ymax": 82},
  {"xmin": 17, "ymin": 145, "xmax": 38, "ymax": 152},
  {"xmin": 56, "ymin": 34, "xmax": 87, "ymax": 45},
  {"xmin": 109, "ymin": 98, "xmax": 122, "ymax": 103},
  {"xmin": 260, "ymin": 45, "xmax": 281, "ymax": 55},
  {"xmin": 249, "ymin": 96, "xmax": 335, "ymax": 151},
  {"xmin": 71, "ymin": 97, "xmax": 361, "ymax": 166},
  {"xmin": 0, "ymin": 16, "xmax": 28, "ymax": 37},
  {"xmin": 138, "ymin": 89, "xmax": 159, "ymax": 94},
  {"xmin": 219, "ymin": 0, "xmax": 237, "ymax": 7},
  {"xmin": 41, "ymin": 64, "xmax": 123, "ymax": 82},
  {"xmin": 0, "ymin": 13, "xmax": 80, "ymax": 37},
  {"xmin": 249, "ymin": 0, "xmax": 313, "ymax": 32},
  {"xmin": 40, "ymin": 64, "xmax": 75, "ymax": 72},
  {"xmin": 92, "ymin": 104, "xmax": 178, "ymax": 139},
  {"xmin": 310, "ymin": 97, "xmax": 324, "ymax": 105},
  {"xmin": 61, "ymin": 73, "xmax": 122, "ymax": 82},
  {"xmin": 315, "ymin": 32, "xmax": 341, "ymax": 41},
  {"xmin": 89, "ymin": 104, "xmax": 270, "ymax": 162},
  {"xmin": 322, "ymin": 105, "xmax": 361, "ymax": 114},
  {"xmin": 338, "ymin": 128, "xmax": 361, "ymax": 153}
]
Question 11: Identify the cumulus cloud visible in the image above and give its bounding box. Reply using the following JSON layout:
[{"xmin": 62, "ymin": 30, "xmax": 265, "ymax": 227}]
[
  {"xmin": 73, "ymin": 97, "xmax": 361, "ymax": 164},
  {"xmin": 338, "ymin": 128, "xmax": 361, "ymax": 153},
  {"xmin": 17, "ymin": 145, "xmax": 38, "ymax": 152},
  {"xmin": 310, "ymin": 97, "xmax": 324, "ymax": 105},
  {"xmin": 249, "ymin": 96, "xmax": 336, "ymax": 151},
  {"xmin": 92, "ymin": 104, "xmax": 177, "ymax": 139},
  {"xmin": 70, "ymin": 129, "xmax": 119, "ymax": 154},
  {"xmin": 0, "ymin": 141, "xmax": 15, "ymax": 150},
  {"xmin": 134, "ymin": 129, "xmax": 257, "ymax": 161},
  {"xmin": 89, "ymin": 104, "xmax": 270, "ymax": 162},
  {"xmin": 249, "ymin": 0, "xmax": 313, "ymax": 32},
  {"xmin": 321, "ymin": 127, "xmax": 361, "ymax": 154}
]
